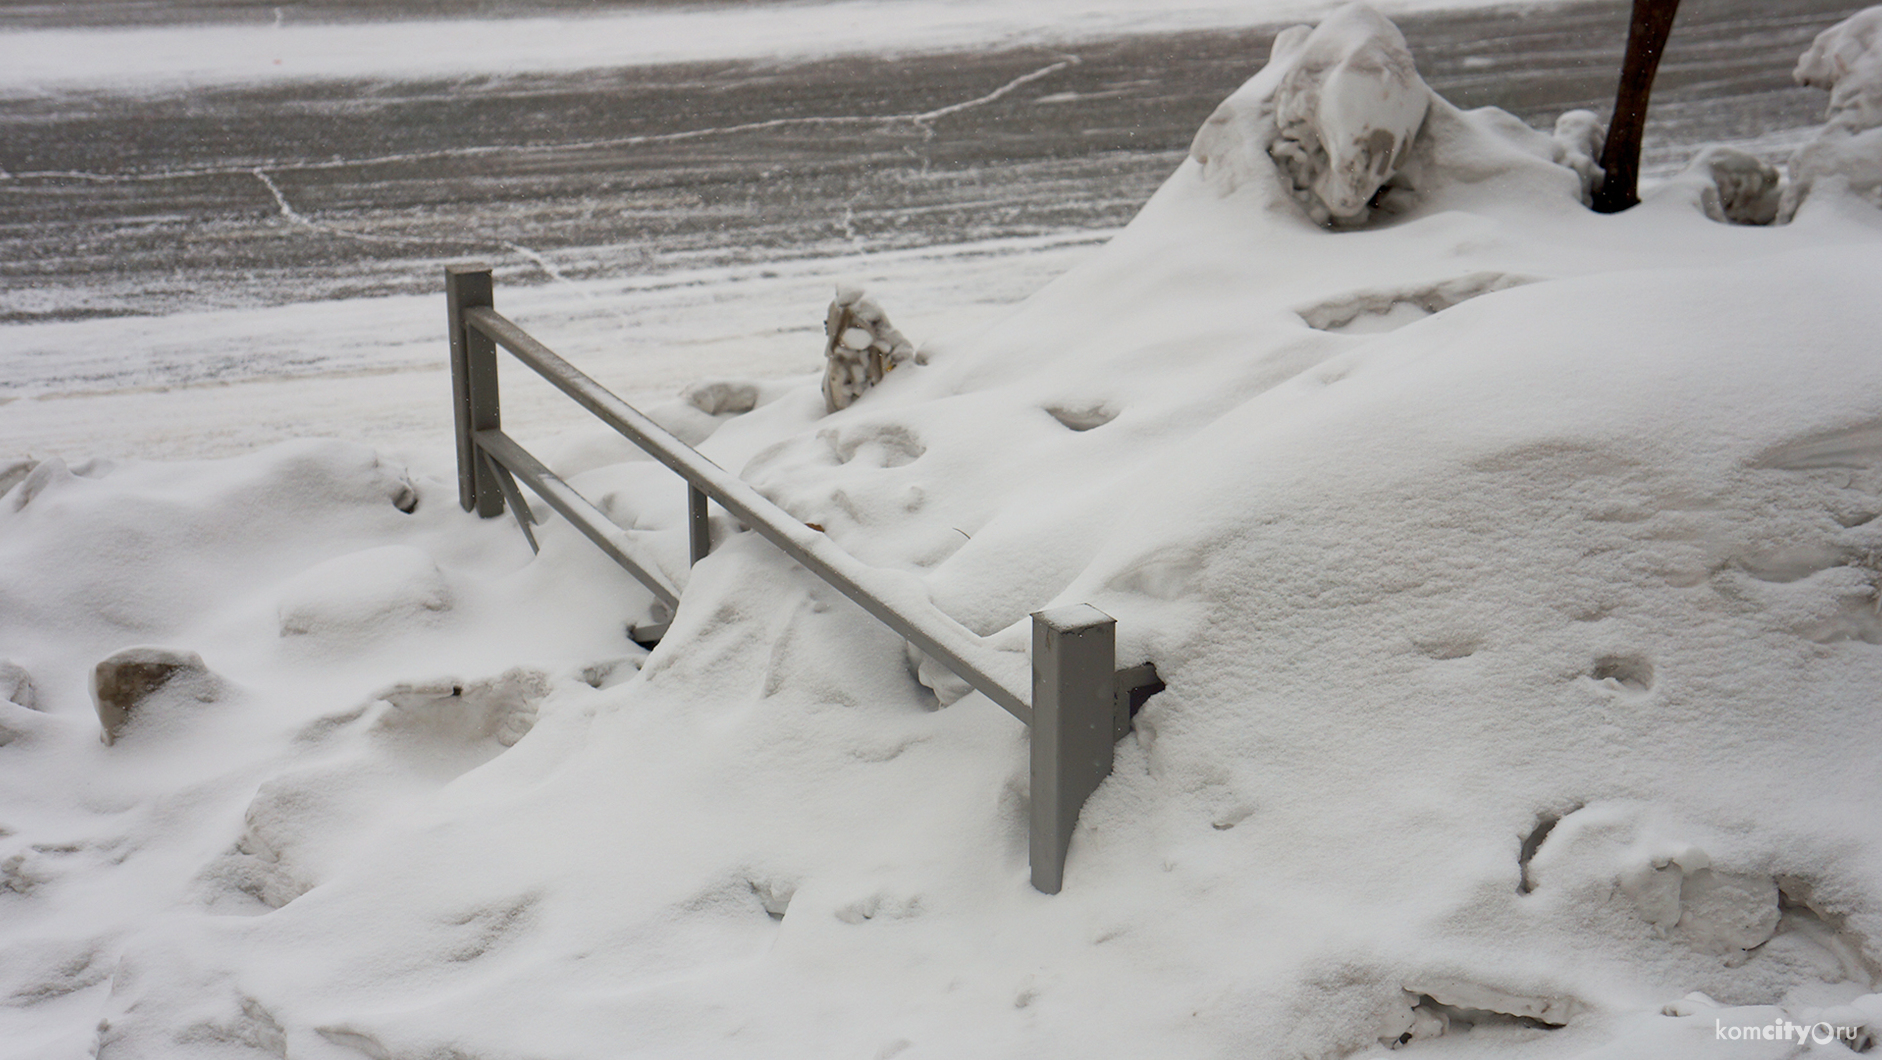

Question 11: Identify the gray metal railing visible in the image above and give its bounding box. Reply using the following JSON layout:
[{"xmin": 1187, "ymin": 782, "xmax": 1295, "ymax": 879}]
[{"xmin": 446, "ymin": 263, "xmax": 1155, "ymax": 893}]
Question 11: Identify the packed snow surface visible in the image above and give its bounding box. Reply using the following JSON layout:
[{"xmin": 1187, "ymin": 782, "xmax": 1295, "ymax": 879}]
[
  {"xmin": 6, "ymin": 5, "xmax": 1882, "ymax": 1059},
  {"xmin": 0, "ymin": 0, "xmax": 1560, "ymax": 92}
]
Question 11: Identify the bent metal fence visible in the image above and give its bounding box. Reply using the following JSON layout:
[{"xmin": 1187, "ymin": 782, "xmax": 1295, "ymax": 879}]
[{"xmin": 446, "ymin": 263, "xmax": 1157, "ymax": 894}]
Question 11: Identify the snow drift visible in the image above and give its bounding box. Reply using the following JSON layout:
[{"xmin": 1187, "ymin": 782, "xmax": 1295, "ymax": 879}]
[{"xmin": 5, "ymin": 5, "xmax": 1882, "ymax": 1059}]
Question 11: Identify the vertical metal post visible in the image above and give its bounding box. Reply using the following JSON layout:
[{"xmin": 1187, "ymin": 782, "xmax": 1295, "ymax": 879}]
[
  {"xmin": 447, "ymin": 263, "xmax": 503, "ymax": 517},
  {"xmin": 1030, "ymin": 605, "xmax": 1116, "ymax": 894},
  {"xmin": 688, "ymin": 484, "xmax": 711, "ymax": 565}
]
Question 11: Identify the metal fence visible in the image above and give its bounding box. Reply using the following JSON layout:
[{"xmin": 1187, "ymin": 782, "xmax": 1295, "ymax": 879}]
[{"xmin": 446, "ymin": 263, "xmax": 1157, "ymax": 893}]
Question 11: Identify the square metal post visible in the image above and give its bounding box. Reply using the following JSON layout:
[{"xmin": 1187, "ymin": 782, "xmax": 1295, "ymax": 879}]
[
  {"xmin": 1030, "ymin": 605, "xmax": 1116, "ymax": 894},
  {"xmin": 447, "ymin": 263, "xmax": 503, "ymax": 517},
  {"xmin": 688, "ymin": 483, "xmax": 711, "ymax": 565}
]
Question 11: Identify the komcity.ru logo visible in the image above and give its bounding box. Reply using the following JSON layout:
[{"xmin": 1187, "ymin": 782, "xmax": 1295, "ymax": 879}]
[{"xmin": 1715, "ymin": 1018, "xmax": 1866, "ymax": 1046}]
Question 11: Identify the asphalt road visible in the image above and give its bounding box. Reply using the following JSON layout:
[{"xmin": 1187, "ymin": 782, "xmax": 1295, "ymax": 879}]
[{"xmin": 0, "ymin": 0, "xmax": 1861, "ymax": 324}]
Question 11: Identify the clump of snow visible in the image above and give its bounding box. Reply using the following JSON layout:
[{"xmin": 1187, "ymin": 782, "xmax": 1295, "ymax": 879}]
[
  {"xmin": 1550, "ymin": 109, "xmax": 1607, "ymax": 205},
  {"xmin": 1784, "ymin": 6, "xmax": 1882, "ymax": 219},
  {"xmin": 1192, "ymin": 2, "xmax": 1579, "ymax": 226},
  {"xmin": 6, "ymin": 6, "xmax": 1882, "ymax": 1060},
  {"xmin": 822, "ymin": 285, "xmax": 918, "ymax": 414},
  {"xmin": 1268, "ymin": 4, "xmax": 1430, "ymax": 222},
  {"xmin": 0, "ymin": 459, "xmax": 35, "ymax": 500},
  {"xmin": 372, "ymin": 668, "xmax": 548, "ymax": 750},
  {"xmin": 1678, "ymin": 145, "xmax": 1784, "ymax": 226},
  {"xmin": 1196, "ymin": 3, "xmax": 1433, "ymax": 225},
  {"xmin": 88, "ymin": 646, "xmax": 222, "ymax": 746},
  {"xmin": 0, "ymin": 660, "xmax": 37, "ymax": 712},
  {"xmin": 275, "ymin": 544, "xmax": 452, "ymax": 641},
  {"xmin": 0, "ymin": 661, "xmax": 43, "ymax": 751},
  {"xmin": 1794, "ymin": 6, "xmax": 1882, "ymax": 127}
]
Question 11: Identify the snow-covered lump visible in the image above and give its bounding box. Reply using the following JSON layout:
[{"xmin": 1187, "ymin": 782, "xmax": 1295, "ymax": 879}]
[
  {"xmin": 371, "ymin": 668, "xmax": 547, "ymax": 750},
  {"xmin": 1272, "ymin": 5, "xmax": 1429, "ymax": 221},
  {"xmin": 1784, "ymin": 5, "xmax": 1882, "ymax": 218},
  {"xmin": 1703, "ymin": 147, "xmax": 1782, "ymax": 225},
  {"xmin": 821, "ymin": 285, "xmax": 916, "ymax": 414},
  {"xmin": 0, "ymin": 660, "xmax": 36, "ymax": 712},
  {"xmin": 89, "ymin": 646, "xmax": 222, "ymax": 746},
  {"xmin": 1194, "ymin": 3, "xmax": 1431, "ymax": 226},
  {"xmin": 1549, "ymin": 109, "xmax": 1606, "ymax": 205},
  {"xmin": 1795, "ymin": 6, "xmax": 1882, "ymax": 129},
  {"xmin": 1655, "ymin": 144, "xmax": 1784, "ymax": 226}
]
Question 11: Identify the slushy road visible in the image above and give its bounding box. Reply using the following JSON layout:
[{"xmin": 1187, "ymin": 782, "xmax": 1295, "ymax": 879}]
[{"xmin": 0, "ymin": 0, "xmax": 1857, "ymax": 324}]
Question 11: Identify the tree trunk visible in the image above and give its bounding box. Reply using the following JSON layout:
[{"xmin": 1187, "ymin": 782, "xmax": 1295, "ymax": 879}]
[{"xmin": 1592, "ymin": 0, "xmax": 1682, "ymax": 213}]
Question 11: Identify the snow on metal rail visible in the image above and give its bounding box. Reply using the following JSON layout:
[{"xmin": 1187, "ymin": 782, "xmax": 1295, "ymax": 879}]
[{"xmin": 446, "ymin": 263, "xmax": 1141, "ymax": 894}]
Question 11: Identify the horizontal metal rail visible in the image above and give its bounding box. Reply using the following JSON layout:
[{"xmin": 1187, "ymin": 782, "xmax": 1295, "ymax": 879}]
[{"xmin": 464, "ymin": 303, "xmax": 1033, "ymax": 721}]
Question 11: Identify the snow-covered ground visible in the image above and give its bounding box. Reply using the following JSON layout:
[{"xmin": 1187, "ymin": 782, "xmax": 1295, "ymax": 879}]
[
  {"xmin": 7, "ymin": 3, "xmax": 1882, "ymax": 1059},
  {"xmin": 0, "ymin": 0, "xmax": 1559, "ymax": 92},
  {"xmin": 0, "ymin": 232, "xmax": 1108, "ymax": 461}
]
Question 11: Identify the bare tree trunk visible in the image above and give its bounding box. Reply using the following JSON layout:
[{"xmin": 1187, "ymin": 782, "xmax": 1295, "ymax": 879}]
[{"xmin": 1592, "ymin": 0, "xmax": 1682, "ymax": 213}]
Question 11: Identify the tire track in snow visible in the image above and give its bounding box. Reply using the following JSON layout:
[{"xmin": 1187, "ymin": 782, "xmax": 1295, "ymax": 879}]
[
  {"xmin": 6, "ymin": 57, "xmax": 1080, "ymax": 185},
  {"xmin": 253, "ymin": 166, "xmax": 606, "ymax": 312},
  {"xmin": 911, "ymin": 56, "xmax": 1078, "ymax": 122}
]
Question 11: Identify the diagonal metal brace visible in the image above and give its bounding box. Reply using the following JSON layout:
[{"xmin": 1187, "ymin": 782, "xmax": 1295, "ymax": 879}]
[
  {"xmin": 481, "ymin": 448, "xmax": 539, "ymax": 553},
  {"xmin": 475, "ymin": 427, "xmax": 680, "ymax": 611}
]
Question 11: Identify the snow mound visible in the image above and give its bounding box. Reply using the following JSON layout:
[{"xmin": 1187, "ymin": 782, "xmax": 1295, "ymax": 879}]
[
  {"xmin": 1795, "ymin": 6, "xmax": 1882, "ymax": 129},
  {"xmin": 1266, "ymin": 4, "xmax": 1430, "ymax": 222},
  {"xmin": 274, "ymin": 544, "xmax": 453, "ymax": 642},
  {"xmin": 1190, "ymin": 1, "xmax": 1578, "ymax": 225},
  {"xmin": 1786, "ymin": 5, "xmax": 1882, "ymax": 217}
]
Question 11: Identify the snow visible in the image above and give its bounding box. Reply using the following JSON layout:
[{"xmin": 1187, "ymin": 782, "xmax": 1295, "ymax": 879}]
[
  {"xmin": 1787, "ymin": 6, "xmax": 1882, "ymax": 218},
  {"xmin": 6, "ymin": 4, "xmax": 1882, "ymax": 1060},
  {"xmin": 0, "ymin": 234, "xmax": 1108, "ymax": 463},
  {"xmin": 1678, "ymin": 146, "xmax": 1783, "ymax": 226},
  {"xmin": 0, "ymin": 0, "xmax": 1565, "ymax": 94},
  {"xmin": 821, "ymin": 286, "xmax": 917, "ymax": 414},
  {"xmin": 1794, "ymin": 6, "xmax": 1882, "ymax": 127},
  {"xmin": 1262, "ymin": 5, "xmax": 1431, "ymax": 222}
]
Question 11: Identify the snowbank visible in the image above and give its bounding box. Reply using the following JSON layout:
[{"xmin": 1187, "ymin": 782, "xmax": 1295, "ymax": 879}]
[
  {"xmin": 5, "ymin": 5, "xmax": 1882, "ymax": 1060},
  {"xmin": 1785, "ymin": 5, "xmax": 1882, "ymax": 219}
]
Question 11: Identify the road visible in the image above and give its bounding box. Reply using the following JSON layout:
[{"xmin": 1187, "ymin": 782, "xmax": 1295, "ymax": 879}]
[{"xmin": 0, "ymin": 0, "xmax": 1858, "ymax": 325}]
